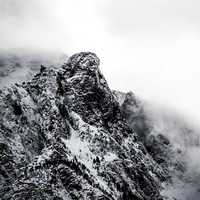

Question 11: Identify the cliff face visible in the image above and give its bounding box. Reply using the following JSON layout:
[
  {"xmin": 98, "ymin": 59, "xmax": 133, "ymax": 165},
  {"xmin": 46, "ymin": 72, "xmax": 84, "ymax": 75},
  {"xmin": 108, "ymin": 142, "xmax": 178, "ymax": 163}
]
[{"xmin": 0, "ymin": 52, "xmax": 166, "ymax": 200}]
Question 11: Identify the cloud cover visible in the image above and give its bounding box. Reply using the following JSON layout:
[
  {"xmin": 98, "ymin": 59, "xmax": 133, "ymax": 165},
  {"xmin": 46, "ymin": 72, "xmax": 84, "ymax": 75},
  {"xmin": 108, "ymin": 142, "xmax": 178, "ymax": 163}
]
[
  {"xmin": 1, "ymin": 0, "xmax": 200, "ymax": 124},
  {"xmin": 1, "ymin": 1, "xmax": 200, "ymax": 199}
]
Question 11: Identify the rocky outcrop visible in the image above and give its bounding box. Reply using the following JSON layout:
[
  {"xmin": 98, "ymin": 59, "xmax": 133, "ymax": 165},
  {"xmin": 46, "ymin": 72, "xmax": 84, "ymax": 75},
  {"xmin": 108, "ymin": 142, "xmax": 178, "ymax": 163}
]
[{"xmin": 0, "ymin": 52, "xmax": 166, "ymax": 200}]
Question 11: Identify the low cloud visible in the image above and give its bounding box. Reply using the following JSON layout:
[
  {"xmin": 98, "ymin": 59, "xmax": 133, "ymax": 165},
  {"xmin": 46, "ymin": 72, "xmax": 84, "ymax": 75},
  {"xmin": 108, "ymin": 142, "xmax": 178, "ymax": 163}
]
[{"xmin": 143, "ymin": 102, "xmax": 200, "ymax": 200}]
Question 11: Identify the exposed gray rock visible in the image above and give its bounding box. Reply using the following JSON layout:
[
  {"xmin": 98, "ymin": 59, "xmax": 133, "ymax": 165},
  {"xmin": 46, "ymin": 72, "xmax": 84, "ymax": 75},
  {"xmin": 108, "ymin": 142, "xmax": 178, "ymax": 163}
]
[{"xmin": 0, "ymin": 52, "xmax": 166, "ymax": 200}]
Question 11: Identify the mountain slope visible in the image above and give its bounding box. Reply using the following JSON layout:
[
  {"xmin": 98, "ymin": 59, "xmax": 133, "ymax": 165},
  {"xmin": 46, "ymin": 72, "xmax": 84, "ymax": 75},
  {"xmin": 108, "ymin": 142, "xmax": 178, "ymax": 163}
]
[
  {"xmin": 0, "ymin": 52, "xmax": 166, "ymax": 200},
  {"xmin": 117, "ymin": 91, "xmax": 200, "ymax": 200}
]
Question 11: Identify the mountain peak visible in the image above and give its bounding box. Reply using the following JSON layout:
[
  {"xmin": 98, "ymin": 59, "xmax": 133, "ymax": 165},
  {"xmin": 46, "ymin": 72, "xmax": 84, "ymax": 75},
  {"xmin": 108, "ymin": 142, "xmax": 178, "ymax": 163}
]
[
  {"xmin": 64, "ymin": 52, "xmax": 100, "ymax": 72},
  {"xmin": 56, "ymin": 52, "xmax": 118, "ymax": 126},
  {"xmin": 0, "ymin": 52, "xmax": 166, "ymax": 200}
]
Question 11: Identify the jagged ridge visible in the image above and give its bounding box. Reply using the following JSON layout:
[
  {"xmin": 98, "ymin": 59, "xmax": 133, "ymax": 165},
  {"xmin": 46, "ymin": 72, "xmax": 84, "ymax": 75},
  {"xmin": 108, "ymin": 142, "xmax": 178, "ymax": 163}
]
[{"xmin": 0, "ymin": 52, "xmax": 166, "ymax": 200}]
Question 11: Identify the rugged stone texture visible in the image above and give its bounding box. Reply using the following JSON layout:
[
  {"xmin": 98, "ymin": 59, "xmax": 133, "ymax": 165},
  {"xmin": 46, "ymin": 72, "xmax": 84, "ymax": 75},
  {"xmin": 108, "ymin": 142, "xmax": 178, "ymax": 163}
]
[{"xmin": 0, "ymin": 52, "xmax": 166, "ymax": 200}]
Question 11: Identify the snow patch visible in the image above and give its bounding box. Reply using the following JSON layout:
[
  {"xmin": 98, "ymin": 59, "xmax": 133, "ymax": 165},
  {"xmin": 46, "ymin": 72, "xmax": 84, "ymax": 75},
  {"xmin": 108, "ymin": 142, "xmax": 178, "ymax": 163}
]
[
  {"xmin": 36, "ymin": 149, "xmax": 53, "ymax": 165},
  {"xmin": 62, "ymin": 129, "xmax": 95, "ymax": 170},
  {"xmin": 104, "ymin": 152, "xmax": 118, "ymax": 162},
  {"xmin": 62, "ymin": 113, "xmax": 111, "ymax": 193}
]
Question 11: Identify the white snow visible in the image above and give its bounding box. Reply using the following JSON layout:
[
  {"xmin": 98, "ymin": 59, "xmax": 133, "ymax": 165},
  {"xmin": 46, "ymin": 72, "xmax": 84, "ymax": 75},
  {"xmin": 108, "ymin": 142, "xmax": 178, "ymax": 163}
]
[
  {"xmin": 62, "ymin": 129, "xmax": 95, "ymax": 171},
  {"xmin": 62, "ymin": 132, "xmax": 110, "ymax": 192},
  {"xmin": 62, "ymin": 113, "xmax": 112, "ymax": 193},
  {"xmin": 71, "ymin": 111, "xmax": 100, "ymax": 137},
  {"xmin": 104, "ymin": 152, "xmax": 118, "ymax": 162},
  {"xmin": 36, "ymin": 148, "xmax": 53, "ymax": 165}
]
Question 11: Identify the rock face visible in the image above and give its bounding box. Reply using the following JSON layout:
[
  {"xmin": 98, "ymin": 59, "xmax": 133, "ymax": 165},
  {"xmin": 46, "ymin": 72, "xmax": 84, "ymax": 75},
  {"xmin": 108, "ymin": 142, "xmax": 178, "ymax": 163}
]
[{"xmin": 0, "ymin": 52, "xmax": 166, "ymax": 200}]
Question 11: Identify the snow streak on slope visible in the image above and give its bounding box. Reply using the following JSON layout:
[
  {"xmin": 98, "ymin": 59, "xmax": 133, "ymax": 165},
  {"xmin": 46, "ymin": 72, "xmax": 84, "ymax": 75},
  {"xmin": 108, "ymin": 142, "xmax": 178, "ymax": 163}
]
[{"xmin": 0, "ymin": 52, "xmax": 166, "ymax": 200}]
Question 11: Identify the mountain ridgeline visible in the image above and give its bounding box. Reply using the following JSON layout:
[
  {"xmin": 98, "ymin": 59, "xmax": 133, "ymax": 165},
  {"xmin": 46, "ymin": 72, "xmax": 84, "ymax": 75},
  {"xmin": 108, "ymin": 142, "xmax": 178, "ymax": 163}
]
[{"xmin": 1, "ymin": 52, "xmax": 195, "ymax": 200}]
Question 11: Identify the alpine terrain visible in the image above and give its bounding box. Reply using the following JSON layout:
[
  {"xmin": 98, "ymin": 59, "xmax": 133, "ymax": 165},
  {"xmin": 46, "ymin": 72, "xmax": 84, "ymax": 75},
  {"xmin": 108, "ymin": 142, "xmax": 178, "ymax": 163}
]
[{"xmin": 0, "ymin": 52, "xmax": 199, "ymax": 200}]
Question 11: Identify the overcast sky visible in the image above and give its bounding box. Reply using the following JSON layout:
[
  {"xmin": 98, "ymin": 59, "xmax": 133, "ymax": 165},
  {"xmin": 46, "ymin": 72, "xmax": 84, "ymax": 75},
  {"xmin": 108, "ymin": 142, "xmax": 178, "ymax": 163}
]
[{"xmin": 1, "ymin": 0, "xmax": 200, "ymax": 123}]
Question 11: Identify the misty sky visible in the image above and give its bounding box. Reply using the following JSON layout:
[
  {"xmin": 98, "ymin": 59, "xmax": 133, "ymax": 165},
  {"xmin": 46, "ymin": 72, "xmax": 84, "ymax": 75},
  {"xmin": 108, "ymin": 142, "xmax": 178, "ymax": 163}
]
[{"xmin": 1, "ymin": 0, "xmax": 200, "ymax": 123}]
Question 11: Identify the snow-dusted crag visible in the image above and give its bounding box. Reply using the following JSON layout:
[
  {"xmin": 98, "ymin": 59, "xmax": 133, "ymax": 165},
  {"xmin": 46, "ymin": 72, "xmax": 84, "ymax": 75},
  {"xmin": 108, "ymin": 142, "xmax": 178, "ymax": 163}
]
[{"xmin": 0, "ymin": 52, "xmax": 166, "ymax": 200}]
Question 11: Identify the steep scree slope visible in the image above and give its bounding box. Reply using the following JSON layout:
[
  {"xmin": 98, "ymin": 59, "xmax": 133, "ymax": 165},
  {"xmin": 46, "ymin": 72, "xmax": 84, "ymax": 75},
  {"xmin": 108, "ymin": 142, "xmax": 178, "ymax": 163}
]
[{"xmin": 0, "ymin": 52, "xmax": 166, "ymax": 200}]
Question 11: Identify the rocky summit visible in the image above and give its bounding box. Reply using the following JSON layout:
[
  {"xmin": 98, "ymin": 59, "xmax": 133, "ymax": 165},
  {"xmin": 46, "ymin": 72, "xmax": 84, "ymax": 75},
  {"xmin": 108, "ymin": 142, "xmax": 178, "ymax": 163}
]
[{"xmin": 0, "ymin": 52, "xmax": 167, "ymax": 200}]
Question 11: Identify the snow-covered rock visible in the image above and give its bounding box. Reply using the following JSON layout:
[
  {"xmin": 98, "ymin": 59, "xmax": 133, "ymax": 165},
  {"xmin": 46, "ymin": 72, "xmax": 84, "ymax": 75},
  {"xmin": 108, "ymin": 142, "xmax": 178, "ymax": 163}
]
[{"xmin": 0, "ymin": 52, "xmax": 166, "ymax": 200}]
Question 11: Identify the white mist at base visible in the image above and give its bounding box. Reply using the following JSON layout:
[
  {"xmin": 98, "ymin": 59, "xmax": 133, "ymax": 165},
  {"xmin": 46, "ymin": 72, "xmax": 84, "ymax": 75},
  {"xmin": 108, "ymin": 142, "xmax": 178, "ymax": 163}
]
[{"xmin": 143, "ymin": 101, "xmax": 200, "ymax": 200}]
